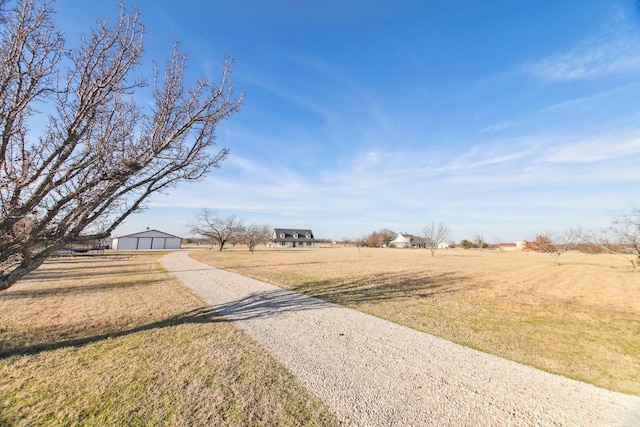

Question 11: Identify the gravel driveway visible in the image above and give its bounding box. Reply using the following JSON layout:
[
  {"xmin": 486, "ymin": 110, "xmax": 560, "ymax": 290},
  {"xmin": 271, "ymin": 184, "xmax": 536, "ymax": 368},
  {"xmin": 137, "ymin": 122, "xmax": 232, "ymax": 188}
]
[{"xmin": 160, "ymin": 250, "xmax": 640, "ymax": 426}]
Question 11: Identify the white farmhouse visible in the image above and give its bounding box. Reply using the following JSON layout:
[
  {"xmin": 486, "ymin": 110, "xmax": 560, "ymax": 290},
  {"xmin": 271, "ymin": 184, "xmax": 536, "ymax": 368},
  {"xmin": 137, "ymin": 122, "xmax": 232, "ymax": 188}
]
[
  {"xmin": 271, "ymin": 228, "xmax": 319, "ymax": 248},
  {"xmin": 390, "ymin": 233, "xmax": 426, "ymax": 249},
  {"xmin": 112, "ymin": 229, "xmax": 182, "ymax": 250}
]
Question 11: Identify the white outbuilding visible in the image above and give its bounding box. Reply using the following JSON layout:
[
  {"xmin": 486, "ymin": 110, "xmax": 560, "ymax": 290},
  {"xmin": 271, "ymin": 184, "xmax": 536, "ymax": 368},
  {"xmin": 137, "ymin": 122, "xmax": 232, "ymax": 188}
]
[{"xmin": 112, "ymin": 229, "xmax": 182, "ymax": 250}]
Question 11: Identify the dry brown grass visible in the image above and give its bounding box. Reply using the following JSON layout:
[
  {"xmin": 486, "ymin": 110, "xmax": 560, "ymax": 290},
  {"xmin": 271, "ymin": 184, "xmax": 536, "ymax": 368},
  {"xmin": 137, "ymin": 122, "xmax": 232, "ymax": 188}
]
[
  {"xmin": 191, "ymin": 247, "xmax": 640, "ymax": 395},
  {"xmin": 0, "ymin": 252, "xmax": 337, "ymax": 426}
]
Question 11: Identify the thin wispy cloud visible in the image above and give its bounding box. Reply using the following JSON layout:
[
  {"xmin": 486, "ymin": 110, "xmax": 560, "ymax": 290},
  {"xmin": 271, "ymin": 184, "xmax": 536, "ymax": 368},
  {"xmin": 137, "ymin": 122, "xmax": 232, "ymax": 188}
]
[
  {"xmin": 436, "ymin": 148, "xmax": 532, "ymax": 172},
  {"xmin": 480, "ymin": 120, "xmax": 526, "ymax": 133},
  {"xmin": 523, "ymin": 30, "xmax": 640, "ymax": 82},
  {"xmin": 544, "ymin": 137, "xmax": 640, "ymax": 163}
]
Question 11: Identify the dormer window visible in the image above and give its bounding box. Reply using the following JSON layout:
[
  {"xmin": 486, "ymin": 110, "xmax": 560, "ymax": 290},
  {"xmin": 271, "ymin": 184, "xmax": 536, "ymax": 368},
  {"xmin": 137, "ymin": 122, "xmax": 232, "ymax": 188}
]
[
  {"xmin": 305, "ymin": 232, "xmax": 311, "ymax": 239},
  {"xmin": 279, "ymin": 232, "xmax": 285, "ymax": 239},
  {"xmin": 293, "ymin": 232, "xmax": 298, "ymax": 239}
]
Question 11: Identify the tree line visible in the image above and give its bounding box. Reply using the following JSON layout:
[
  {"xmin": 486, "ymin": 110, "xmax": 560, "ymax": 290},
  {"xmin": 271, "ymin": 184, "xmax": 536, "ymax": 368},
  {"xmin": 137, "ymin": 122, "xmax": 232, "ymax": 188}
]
[
  {"xmin": 356, "ymin": 204, "xmax": 640, "ymax": 269},
  {"xmin": 523, "ymin": 205, "xmax": 640, "ymax": 269}
]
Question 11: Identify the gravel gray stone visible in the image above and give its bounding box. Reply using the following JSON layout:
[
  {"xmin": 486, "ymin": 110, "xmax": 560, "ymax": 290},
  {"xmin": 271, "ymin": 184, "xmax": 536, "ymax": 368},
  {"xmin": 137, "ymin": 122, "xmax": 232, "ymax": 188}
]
[{"xmin": 160, "ymin": 250, "xmax": 640, "ymax": 426}]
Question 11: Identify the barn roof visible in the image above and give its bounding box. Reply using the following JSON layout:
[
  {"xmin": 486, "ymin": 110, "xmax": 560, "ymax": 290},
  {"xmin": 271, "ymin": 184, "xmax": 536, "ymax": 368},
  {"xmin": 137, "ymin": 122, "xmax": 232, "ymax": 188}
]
[{"xmin": 114, "ymin": 229, "xmax": 182, "ymax": 239}]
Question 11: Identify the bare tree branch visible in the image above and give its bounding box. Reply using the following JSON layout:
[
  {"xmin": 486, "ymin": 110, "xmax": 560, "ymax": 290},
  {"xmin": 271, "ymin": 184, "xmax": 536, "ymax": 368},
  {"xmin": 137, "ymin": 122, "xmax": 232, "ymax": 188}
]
[{"xmin": 0, "ymin": 1, "xmax": 243, "ymax": 290}]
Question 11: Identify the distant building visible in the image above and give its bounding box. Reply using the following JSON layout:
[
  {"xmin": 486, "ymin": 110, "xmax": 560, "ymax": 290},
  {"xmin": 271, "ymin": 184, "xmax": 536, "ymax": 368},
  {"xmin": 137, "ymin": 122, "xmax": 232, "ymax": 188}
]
[
  {"xmin": 112, "ymin": 229, "xmax": 182, "ymax": 250},
  {"xmin": 271, "ymin": 228, "xmax": 319, "ymax": 248},
  {"xmin": 499, "ymin": 241, "xmax": 527, "ymax": 252},
  {"xmin": 390, "ymin": 233, "xmax": 426, "ymax": 249}
]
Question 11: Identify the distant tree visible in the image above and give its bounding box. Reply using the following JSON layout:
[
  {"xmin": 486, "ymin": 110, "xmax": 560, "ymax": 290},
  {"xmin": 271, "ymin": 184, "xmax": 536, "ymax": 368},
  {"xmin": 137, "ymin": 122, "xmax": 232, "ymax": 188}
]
[
  {"xmin": 474, "ymin": 234, "xmax": 486, "ymax": 251},
  {"xmin": 422, "ymin": 222, "xmax": 451, "ymax": 257},
  {"xmin": 241, "ymin": 223, "xmax": 271, "ymax": 252},
  {"xmin": 363, "ymin": 228, "xmax": 396, "ymax": 248},
  {"xmin": 532, "ymin": 228, "xmax": 583, "ymax": 266},
  {"xmin": 378, "ymin": 228, "xmax": 397, "ymax": 247},
  {"xmin": 184, "ymin": 237, "xmax": 208, "ymax": 245},
  {"xmin": 340, "ymin": 237, "xmax": 358, "ymax": 248},
  {"xmin": 599, "ymin": 204, "xmax": 640, "ymax": 271},
  {"xmin": 460, "ymin": 239, "xmax": 475, "ymax": 249},
  {"xmin": 361, "ymin": 231, "xmax": 377, "ymax": 247},
  {"xmin": 189, "ymin": 210, "xmax": 244, "ymax": 251},
  {"xmin": 0, "ymin": 1, "xmax": 242, "ymax": 291}
]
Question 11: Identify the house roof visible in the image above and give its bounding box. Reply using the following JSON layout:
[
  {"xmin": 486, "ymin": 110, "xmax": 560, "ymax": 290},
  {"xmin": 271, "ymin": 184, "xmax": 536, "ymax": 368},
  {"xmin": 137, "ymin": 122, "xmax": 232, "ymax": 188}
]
[
  {"xmin": 393, "ymin": 233, "xmax": 423, "ymax": 242},
  {"xmin": 115, "ymin": 229, "xmax": 182, "ymax": 239},
  {"xmin": 273, "ymin": 228, "xmax": 316, "ymax": 241}
]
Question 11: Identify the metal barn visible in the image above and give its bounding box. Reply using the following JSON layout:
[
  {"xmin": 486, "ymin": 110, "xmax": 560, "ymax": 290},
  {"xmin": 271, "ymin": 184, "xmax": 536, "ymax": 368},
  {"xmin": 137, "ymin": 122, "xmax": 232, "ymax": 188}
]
[{"xmin": 112, "ymin": 229, "xmax": 182, "ymax": 250}]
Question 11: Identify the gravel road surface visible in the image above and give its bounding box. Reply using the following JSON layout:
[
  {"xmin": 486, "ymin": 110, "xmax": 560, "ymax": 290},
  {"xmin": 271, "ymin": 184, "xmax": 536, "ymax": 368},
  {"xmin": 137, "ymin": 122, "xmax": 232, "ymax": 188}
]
[{"xmin": 160, "ymin": 250, "xmax": 640, "ymax": 426}]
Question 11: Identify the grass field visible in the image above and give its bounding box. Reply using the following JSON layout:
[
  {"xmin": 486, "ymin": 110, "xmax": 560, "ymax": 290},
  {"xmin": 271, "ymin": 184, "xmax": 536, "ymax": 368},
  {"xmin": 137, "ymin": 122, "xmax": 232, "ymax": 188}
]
[
  {"xmin": 191, "ymin": 246, "xmax": 640, "ymax": 395},
  {"xmin": 0, "ymin": 253, "xmax": 337, "ymax": 426}
]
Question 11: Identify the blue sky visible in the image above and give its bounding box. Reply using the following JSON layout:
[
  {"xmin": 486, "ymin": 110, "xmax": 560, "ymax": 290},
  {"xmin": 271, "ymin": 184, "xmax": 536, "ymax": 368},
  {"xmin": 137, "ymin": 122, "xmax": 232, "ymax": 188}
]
[{"xmin": 50, "ymin": 0, "xmax": 640, "ymax": 242}]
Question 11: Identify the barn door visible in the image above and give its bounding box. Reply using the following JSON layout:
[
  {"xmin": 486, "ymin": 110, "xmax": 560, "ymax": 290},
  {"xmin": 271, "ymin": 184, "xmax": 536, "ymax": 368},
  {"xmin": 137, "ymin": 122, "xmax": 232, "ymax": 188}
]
[
  {"xmin": 137, "ymin": 238, "xmax": 152, "ymax": 249},
  {"xmin": 151, "ymin": 238, "xmax": 166, "ymax": 249}
]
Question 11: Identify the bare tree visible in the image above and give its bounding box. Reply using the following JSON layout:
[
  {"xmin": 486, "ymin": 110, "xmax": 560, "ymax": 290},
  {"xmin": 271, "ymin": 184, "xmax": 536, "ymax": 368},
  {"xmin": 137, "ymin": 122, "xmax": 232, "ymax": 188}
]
[
  {"xmin": 531, "ymin": 227, "xmax": 583, "ymax": 266},
  {"xmin": 473, "ymin": 234, "xmax": 485, "ymax": 251},
  {"xmin": 599, "ymin": 205, "xmax": 640, "ymax": 271},
  {"xmin": 362, "ymin": 228, "xmax": 396, "ymax": 248},
  {"xmin": 240, "ymin": 223, "xmax": 271, "ymax": 252},
  {"xmin": 378, "ymin": 228, "xmax": 396, "ymax": 247},
  {"xmin": 0, "ymin": 1, "xmax": 243, "ymax": 290},
  {"xmin": 190, "ymin": 210, "xmax": 244, "ymax": 251},
  {"xmin": 422, "ymin": 222, "xmax": 451, "ymax": 256}
]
